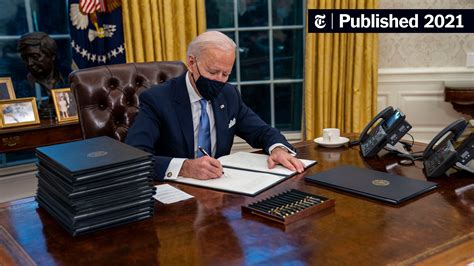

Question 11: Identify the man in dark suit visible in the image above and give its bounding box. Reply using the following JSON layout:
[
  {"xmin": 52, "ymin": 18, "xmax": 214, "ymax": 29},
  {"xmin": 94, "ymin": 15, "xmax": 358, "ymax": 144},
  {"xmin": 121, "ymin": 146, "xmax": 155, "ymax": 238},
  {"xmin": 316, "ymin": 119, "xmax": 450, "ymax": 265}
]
[{"xmin": 125, "ymin": 31, "xmax": 304, "ymax": 181}]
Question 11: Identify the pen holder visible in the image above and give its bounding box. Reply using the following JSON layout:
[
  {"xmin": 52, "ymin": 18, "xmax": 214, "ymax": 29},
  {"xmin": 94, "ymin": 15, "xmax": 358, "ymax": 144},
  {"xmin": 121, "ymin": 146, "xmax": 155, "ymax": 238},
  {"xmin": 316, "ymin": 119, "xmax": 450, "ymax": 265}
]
[{"xmin": 242, "ymin": 189, "xmax": 335, "ymax": 225}]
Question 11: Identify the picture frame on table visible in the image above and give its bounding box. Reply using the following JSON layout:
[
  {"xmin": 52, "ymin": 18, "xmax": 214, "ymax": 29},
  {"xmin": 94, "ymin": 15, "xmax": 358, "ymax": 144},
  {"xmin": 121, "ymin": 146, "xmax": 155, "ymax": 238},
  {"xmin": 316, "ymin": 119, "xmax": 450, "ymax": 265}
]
[
  {"xmin": 51, "ymin": 88, "xmax": 79, "ymax": 123},
  {"xmin": 0, "ymin": 77, "xmax": 16, "ymax": 100},
  {"xmin": 0, "ymin": 97, "xmax": 40, "ymax": 128}
]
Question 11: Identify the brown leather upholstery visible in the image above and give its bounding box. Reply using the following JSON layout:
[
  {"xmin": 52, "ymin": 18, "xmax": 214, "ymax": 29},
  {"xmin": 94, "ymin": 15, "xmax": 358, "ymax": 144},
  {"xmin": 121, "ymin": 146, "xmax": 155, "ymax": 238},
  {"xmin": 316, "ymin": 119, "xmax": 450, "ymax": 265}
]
[{"xmin": 69, "ymin": 61, "xmax": 187, "ymax": 141}]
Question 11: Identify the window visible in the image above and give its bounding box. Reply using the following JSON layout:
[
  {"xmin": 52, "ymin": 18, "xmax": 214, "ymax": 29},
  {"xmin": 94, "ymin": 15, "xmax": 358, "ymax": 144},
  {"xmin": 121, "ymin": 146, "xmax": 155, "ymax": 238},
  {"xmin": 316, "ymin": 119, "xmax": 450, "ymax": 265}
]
[
  {"xmin": 0, "ymin": 0, "xmax": 71, "ymax": 98},
  {"xmin": 0, "ymin": 0, "xmax": 71, "ymax": 168},
  {"xmin": 206, "ymin": 0, "xmax": 305, "ymax": 132}
]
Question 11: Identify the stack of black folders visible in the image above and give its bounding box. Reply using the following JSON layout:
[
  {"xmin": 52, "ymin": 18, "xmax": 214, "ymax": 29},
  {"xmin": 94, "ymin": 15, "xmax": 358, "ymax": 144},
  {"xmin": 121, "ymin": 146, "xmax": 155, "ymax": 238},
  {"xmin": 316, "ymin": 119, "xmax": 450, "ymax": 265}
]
[
  {"xmin": 242, "ymin": 189, "xmax": 335, "ymax": 225},
  {"xmin": 35, "ymin": 136, "xmax": 155, "ymax": 236}
]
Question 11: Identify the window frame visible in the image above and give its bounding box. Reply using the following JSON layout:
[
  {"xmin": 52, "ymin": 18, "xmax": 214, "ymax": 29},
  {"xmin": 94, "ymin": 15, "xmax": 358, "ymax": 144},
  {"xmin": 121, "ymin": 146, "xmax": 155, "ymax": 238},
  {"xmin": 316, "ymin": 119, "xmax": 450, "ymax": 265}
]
[{"xmin": 207, "ymin": 0, "xmax": 306, "ymax": 134}]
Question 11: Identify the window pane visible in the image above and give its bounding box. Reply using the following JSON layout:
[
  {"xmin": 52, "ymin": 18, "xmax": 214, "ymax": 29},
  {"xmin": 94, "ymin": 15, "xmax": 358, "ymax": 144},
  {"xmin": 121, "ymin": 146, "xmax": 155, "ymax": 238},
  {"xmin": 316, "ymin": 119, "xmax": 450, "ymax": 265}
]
[
  {"xmin": 223, "ymin": 31, "xmax": 237, "ymax": 82},
  {"xmin": 55, "ymin": 38, "xmax": 73, "ymax": 82},
  {"xmin": 241, "ymin": 84, "xmax": 271, "ymax": 124},
  {"xmin": 272, "ymin": 0, "xmax": 303, "ymax": 26},
  {"xmin": 239, "ymin": 30, "xmax": 269, "ymax": 81},
  {"xmin": 238, "ymin": 0, "xmax": 268, "ymax": 27},
  {"xmin": 206, "ymin": 0, "xmax": 234, "ymax": 28},
  {"xmin": 0, "ymin": 38, "xmax": 72, "ymax": 99},
  {"xmin": 0, "ymin": 0, "xmax": 28, "ymax": 35},
  {"xmin": 274, "ymin": 83, "xmax": 302, "ymax": 131},
  {"xmin": 31, "ymin": 0, "xmax": 69, "ymax": 34},
  {"xmin": 0, "ymin": 39, "xmax": 32, "ymax": 98},
  {"xmin": 273, "ymin": 29, "xmax": 303, "ymax": 79}
]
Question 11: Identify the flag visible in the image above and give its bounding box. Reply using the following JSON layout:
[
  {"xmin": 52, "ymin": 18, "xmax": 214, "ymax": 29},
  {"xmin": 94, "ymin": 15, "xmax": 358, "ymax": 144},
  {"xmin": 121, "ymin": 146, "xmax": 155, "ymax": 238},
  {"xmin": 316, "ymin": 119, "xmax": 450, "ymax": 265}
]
[{"xmin": 68, "ymin": 0, "xmax": 126, "ymax": 69}]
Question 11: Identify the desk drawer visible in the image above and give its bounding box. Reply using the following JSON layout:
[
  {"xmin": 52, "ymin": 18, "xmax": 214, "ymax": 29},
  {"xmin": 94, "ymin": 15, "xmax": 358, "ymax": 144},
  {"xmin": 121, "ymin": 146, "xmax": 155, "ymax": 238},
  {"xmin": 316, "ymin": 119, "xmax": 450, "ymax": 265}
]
[{"xmin": 1, "ymin": 123, "xmax": 82, "ymax": 153}]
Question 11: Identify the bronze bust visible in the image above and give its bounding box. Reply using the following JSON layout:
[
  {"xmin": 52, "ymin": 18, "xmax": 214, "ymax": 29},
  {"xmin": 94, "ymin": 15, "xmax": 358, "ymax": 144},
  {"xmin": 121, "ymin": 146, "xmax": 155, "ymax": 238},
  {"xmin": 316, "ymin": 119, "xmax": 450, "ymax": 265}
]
[{"xmin": 17, "ymin": 32, "xmax": 65, "ymax": 116}]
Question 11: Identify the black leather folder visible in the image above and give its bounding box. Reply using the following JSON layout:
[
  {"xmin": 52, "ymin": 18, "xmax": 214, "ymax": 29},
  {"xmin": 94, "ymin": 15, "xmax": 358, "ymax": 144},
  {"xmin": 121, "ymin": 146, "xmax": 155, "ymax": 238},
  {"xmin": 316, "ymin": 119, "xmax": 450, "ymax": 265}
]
[
  {"xmin": 37, "ymin": 167, "xmax": 153, "ymax": 197},
  {"xmin": 36, "ymin": 158, "xmax": 154, "ymax": 184},
  {"xmin": 37, "ymin": 196, "xmax": 153, "ymax": 236},
  {"xmin": 35, "ymin": 136, "xmax": 156, "ymax": 236},
  {"xmin": 305, "ymin": 165, "xmax": 438, "ymax": 204},
  {"xmin": 36, "ymin": 136, "xmax": 153, "ymax": 176},
  {"xmin": 37, "ymin": 180, "xmax": 154, "ymax": 211}
]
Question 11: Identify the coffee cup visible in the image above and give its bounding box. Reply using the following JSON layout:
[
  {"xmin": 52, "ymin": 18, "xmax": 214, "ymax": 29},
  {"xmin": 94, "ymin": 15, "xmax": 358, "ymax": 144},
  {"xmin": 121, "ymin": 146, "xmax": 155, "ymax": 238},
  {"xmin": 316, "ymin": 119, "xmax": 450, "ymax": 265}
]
[{"xmin": 322, "ymin": 128, "xmax": 340, "ymax": 143}]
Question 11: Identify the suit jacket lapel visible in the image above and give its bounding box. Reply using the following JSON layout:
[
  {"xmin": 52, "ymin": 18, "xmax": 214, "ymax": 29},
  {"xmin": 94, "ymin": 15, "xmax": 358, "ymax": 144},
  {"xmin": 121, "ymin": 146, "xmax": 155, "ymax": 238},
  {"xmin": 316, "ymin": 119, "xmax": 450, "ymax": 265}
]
[
  {"xmin": 212, "ymin": 94, "xmax": 228, "ymax": 158},
  {"xmin": 174, "ymin": 74, "xmax": 194, "ymax": 158}
]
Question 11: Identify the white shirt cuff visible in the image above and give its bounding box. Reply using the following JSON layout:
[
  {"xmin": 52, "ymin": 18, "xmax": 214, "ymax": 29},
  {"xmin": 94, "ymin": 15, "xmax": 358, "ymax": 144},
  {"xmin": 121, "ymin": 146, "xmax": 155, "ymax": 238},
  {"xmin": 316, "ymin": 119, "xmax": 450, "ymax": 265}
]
[
  {"xmin": 268, "ymin": 143, "xmax": 297, "ymax": 156},
  {"xmin": 164, "ymin": 158, "xmax": 186, "ymax": 180}
]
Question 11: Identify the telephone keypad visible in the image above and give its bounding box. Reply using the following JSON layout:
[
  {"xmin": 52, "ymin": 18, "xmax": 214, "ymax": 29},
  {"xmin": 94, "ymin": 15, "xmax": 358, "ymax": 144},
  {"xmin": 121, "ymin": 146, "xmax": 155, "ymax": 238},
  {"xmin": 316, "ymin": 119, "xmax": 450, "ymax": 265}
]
[
  {"xmin": 424, "ymin": 140, "xmax": 457, "ymax": 177},
  {"xmin": 361, "ymin": 125, "xmax": 386, "ymax": 157}
]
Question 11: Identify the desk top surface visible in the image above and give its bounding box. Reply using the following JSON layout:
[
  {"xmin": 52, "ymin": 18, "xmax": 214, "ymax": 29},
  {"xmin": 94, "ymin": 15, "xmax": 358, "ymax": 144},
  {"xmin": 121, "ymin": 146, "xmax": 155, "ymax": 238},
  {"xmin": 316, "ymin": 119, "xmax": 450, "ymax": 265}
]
[{"xmin": 0, "ymin": 141, "xmax": 473, "ymax": 265}]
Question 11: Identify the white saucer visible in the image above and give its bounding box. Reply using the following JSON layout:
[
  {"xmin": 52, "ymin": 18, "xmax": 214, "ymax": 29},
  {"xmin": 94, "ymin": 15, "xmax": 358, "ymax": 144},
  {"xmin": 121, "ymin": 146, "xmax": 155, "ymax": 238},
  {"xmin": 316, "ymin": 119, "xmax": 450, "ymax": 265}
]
[{"xmin": 314, "ymin": 137, "xmax": 350, "ymax": 148}]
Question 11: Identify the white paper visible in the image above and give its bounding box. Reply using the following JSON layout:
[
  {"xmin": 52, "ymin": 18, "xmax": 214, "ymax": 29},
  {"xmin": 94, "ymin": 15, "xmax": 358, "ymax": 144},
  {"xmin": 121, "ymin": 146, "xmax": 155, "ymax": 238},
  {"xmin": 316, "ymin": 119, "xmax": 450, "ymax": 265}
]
[
  {"xmin": 174, "ymin": 168, "xmax": 286, "ymax": 195},
  {"xmin": 171, "ymin": 152, "xmax": 317, "ymax": 195},
  {"xmin": 153, "ymin": 184, "xmax": 194, "ymax": 204},
  {"xmin": 218, "ymin": 152, "xmax": 316, "ymax": 175}
]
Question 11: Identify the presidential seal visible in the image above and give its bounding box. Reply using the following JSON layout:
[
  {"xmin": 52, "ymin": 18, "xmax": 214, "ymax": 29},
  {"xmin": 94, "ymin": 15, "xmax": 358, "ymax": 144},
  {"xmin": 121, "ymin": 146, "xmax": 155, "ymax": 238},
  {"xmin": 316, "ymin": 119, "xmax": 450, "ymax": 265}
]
[
  {"xmin": 87, "ymin": 151, "xmax": 108, "ymax": 158},
  {"xmin": 372, "ymin": 179, "xmax": 390, "ymax": 186}
]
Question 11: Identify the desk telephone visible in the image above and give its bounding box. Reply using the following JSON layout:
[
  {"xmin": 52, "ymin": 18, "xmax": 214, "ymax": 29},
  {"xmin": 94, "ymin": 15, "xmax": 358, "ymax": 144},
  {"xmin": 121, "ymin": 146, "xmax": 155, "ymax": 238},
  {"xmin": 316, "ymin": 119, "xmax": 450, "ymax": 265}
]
[
  {"xmin": 359, "ymin": 106, "xmax": 412, "ymax": 158},
  {"xmin": 422, "ymin": 118, "xmax": 472, "ymax": 178}
]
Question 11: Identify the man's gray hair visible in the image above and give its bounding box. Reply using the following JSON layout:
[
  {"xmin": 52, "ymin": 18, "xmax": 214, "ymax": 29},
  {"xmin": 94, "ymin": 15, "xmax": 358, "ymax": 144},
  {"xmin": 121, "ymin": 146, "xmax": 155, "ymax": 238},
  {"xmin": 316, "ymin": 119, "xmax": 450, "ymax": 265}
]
[{"xmin": 187, "ymin": 31, "xmax": 236, "ymax": 58}]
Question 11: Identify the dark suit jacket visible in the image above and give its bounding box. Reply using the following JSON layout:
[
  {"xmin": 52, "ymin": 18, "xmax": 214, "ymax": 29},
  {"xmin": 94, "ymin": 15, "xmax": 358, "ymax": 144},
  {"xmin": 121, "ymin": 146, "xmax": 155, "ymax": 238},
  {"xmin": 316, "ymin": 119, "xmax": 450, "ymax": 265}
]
[{"xmin": 125, "ymin": 73, "xmax": 293, "ymax": 180}]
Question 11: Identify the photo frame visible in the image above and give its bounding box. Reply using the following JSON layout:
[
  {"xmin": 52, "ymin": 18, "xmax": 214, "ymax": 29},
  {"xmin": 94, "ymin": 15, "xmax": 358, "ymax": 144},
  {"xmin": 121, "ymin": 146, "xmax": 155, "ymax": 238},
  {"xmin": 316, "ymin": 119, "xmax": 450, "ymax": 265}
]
[
  {"xmin": 0, "ymin": 77, "xmax": 16, "ymax": 100},
  {"xmin": 51, "ymin": 88, "xmax": 79, "ymax": 123},
  {"xmin": 0, "ymin": 97, "xmax": 40, "ymax": 128}
]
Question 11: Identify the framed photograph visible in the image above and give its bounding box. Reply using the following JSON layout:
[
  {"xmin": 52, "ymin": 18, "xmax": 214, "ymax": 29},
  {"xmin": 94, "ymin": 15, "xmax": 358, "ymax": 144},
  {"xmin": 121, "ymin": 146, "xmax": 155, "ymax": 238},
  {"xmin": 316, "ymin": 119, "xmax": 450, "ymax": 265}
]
[
  {"xmin": 0, "ymin": 97, "xmax": 40, "ymax": 128},
  {"xmin": 0, "ymin": 77, "xmax": 16, "ymax": 100},
  {"xmin": 51, "ymin": 88, "xmax": 79, "ymax": 123}
]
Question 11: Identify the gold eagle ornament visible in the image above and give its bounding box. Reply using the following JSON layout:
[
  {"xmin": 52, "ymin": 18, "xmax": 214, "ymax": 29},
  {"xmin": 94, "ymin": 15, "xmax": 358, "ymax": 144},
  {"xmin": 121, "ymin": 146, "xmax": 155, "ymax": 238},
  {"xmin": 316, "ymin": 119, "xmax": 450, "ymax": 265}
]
[{"xmin": 70, "ymin": 0, "xmax": 122, "ymax": 42}]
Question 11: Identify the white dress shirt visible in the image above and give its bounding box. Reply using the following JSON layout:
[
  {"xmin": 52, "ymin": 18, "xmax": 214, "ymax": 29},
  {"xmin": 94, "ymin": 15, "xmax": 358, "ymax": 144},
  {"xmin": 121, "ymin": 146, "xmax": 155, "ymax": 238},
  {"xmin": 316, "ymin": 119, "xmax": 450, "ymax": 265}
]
[{"xmin": 164, "ymin": 72, "xmax": 216, "ymax": 179}]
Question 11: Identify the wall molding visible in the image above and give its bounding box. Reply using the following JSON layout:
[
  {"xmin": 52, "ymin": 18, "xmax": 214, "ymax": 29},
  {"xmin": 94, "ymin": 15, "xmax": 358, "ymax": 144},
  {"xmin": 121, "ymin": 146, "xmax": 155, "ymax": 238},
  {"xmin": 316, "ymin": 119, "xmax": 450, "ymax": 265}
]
[
  {"xmin": 379, "ymin": 67, "xmax": 474, "ymax": 82},
  {"xmin": 378, "ymin": 67, "xmax": 473, "ymax": 143}
]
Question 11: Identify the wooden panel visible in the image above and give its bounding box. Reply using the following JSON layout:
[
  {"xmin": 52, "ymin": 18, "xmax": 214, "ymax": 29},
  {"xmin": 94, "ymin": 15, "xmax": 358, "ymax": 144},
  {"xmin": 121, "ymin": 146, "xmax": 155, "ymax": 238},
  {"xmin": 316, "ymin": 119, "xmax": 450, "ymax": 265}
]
[
  {"xmin": 0, "ymin": 120, "xmax": 82, "ymax": 153},
  {"xmin": 378, "ymin": 68, "xmax": 473, "ymax": 143},
  {"xmin": 400, "ymin": 91, "xmax": 461, "ymax": 126}
]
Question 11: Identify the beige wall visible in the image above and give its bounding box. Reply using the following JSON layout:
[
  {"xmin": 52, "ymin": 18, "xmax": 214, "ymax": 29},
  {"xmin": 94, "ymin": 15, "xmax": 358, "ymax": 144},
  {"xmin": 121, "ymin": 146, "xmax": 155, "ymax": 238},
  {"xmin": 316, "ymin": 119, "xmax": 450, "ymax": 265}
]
[
  {"xmin": 379, "ymin": 0, "xmax": 474, "ymax": 68},
  {"xmin": 377, "ymin": 0, "xmax": 474, "ymax": 143}
]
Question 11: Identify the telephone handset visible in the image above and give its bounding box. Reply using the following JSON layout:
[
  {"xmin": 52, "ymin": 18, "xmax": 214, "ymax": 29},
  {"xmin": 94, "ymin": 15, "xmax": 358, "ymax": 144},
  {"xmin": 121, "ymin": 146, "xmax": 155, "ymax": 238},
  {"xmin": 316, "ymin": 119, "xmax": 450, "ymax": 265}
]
[
  {"xmin": 423, "ymin": 118, "xmax": 469, "ymax": 178},
  {"xmin": 359, "ymin": 106, "xmax": 412, "ymax": 158}
]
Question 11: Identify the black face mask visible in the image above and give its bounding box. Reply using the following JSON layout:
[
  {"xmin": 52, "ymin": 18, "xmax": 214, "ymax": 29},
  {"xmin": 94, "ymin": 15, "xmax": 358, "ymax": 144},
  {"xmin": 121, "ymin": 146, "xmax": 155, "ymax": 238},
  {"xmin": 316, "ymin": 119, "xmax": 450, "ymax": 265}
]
[{"xmin": 192, "ymin": 62, "xmax": 226, "ymax": 101}]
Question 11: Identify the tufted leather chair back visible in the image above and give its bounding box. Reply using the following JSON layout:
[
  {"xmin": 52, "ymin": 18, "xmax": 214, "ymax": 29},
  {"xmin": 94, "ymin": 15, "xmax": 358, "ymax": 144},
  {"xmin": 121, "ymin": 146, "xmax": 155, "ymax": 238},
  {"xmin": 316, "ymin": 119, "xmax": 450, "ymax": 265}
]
[{"xmin": 69, "ymin": 61, "xmax": 187, "ymax": 141}]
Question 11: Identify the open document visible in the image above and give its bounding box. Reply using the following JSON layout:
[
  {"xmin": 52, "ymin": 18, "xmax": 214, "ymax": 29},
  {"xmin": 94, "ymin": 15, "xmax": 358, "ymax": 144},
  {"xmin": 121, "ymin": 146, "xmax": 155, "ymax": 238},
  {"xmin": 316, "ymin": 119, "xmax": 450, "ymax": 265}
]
[{"xmin": 170, "ymin": 152, "xmax": 317, "ymax": 196}]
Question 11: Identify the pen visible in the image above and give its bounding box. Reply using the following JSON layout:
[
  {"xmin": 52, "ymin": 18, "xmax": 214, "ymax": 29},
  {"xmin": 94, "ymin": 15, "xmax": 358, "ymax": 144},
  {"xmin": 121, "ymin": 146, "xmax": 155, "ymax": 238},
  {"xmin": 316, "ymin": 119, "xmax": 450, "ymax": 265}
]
[
  {"xmin": 198, "ymin": 146, "xmax": 225, "ymax": 175},
  {"xmin": 198, "ymin": 146, "xmax": 211, "ymax": 157}
]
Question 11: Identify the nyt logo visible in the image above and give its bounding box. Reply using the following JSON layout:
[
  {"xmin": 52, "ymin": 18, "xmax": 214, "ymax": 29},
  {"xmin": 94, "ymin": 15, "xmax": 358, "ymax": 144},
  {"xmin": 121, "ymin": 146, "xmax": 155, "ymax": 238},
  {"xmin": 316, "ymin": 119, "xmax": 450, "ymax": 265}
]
[{"xmin": 314, "ymin": 14, "xmax": 326, "ymax": 29}]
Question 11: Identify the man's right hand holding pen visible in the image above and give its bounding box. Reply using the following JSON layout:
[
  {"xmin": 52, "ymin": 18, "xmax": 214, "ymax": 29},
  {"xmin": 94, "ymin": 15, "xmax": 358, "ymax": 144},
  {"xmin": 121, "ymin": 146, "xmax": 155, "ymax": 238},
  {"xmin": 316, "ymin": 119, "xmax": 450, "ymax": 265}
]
[
  {"xmin": 178, "ymin": 147, "xmax": 224, "ymax": 180},
  {"xmin": 178, "ymin": 146, "xmax": 303, "ymax": 180}
]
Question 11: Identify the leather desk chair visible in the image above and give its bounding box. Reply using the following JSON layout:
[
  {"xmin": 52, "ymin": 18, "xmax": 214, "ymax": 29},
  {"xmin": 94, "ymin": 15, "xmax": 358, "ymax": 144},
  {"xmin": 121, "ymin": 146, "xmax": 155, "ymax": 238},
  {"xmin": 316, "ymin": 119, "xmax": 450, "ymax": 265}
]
[{"xmin": 69, "ymin": 61, "xmax": 187, "ymax": 141}]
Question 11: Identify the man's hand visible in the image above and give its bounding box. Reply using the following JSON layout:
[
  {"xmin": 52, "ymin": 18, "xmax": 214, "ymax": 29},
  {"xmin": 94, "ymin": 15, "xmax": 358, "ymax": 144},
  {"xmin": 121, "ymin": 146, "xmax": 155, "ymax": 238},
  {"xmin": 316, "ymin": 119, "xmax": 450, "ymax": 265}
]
[
  {"xmin": 179, "ymin": 156, "xmax": 223, "ymax": 180},
  {"xmin": 268, "ymin": 147, "xmax": 305, "ymax": 173}
]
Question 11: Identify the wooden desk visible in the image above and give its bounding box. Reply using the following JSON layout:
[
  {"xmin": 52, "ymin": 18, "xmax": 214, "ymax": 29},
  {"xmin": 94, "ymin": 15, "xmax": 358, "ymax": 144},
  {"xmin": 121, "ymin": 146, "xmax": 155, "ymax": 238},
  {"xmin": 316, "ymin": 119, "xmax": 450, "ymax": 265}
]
[
  {"xmin": 0, "ymin": 120, "xmax": 82, "ymax": 153},
  {"xmin": 0, "ymin": 141, "xmax": 473, "ymax": 265}
]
